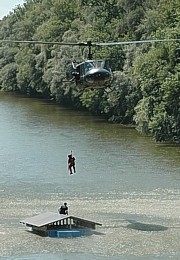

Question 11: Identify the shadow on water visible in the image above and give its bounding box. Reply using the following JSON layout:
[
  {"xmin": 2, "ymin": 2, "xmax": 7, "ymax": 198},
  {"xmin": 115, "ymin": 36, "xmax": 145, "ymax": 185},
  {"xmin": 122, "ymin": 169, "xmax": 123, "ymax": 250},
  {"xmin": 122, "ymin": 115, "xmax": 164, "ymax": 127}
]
[{"xmin": 126, "ymin": 220, "xmax": 168, "ymax": 232}]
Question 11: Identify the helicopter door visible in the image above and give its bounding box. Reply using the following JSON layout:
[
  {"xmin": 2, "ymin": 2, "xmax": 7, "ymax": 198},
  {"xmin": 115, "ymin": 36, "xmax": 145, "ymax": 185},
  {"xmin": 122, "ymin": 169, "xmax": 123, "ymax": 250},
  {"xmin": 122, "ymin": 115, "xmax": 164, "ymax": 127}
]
[
  {"xmin": 76, "ymin": 66, "xmax": 80, "ymax": 81},
  {"xmin": 78, "ymin": 63, "xmax": 85, "ymax": 80}
]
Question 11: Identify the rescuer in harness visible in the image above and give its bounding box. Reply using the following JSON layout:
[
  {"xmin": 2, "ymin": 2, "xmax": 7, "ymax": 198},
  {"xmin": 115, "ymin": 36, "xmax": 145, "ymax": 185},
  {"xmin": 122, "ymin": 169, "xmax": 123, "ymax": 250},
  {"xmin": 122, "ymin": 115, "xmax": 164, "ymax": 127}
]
[{"xmin": 68, "ymin": 151, "xmax": 76, "ymax": 175}]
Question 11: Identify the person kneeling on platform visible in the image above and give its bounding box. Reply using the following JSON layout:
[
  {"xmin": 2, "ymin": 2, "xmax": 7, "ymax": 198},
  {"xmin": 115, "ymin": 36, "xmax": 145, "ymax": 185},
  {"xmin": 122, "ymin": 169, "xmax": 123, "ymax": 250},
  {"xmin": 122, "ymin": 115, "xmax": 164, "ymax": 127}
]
[{"xmin": 58, "ymin": 202, "xmax": 68, "ymax": 215}]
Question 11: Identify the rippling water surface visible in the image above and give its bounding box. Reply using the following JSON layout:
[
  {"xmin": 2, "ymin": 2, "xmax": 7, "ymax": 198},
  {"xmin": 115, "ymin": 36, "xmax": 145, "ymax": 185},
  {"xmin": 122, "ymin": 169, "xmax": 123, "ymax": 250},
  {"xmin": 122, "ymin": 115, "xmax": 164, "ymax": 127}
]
[{"xmin": 0, "ymin": 93, "xmax": 180, "ymax": 259}]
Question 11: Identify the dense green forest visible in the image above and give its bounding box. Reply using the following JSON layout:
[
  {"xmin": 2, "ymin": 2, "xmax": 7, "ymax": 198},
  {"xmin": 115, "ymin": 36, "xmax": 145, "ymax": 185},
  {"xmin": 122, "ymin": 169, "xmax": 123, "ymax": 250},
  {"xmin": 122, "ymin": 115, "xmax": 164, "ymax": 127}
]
[{"xmin": 0, "ymin": 0, "xmax": 179, "ymax": 143}]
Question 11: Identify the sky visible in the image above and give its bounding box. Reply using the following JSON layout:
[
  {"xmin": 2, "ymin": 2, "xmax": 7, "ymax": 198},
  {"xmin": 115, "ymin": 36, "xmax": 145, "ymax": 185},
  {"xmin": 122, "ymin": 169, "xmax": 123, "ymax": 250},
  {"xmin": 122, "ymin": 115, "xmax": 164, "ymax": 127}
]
[{"xmin": 0, "ymin": 0, "xmax": 24, "ymax": 19}]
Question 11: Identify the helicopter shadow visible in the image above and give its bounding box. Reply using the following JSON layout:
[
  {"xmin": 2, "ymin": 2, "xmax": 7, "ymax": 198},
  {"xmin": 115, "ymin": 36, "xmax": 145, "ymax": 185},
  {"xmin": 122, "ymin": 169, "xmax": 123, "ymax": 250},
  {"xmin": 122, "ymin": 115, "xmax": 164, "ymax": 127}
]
[{"xmin": 125, "ymin": 219, "xmax": 168, "ymax": 232}]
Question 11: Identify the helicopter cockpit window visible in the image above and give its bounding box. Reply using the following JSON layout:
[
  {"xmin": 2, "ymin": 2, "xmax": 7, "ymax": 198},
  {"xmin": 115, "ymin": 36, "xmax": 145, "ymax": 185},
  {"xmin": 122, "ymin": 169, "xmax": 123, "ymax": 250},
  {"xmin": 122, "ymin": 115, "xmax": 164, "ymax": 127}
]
[
  {"xmin": 102, "ymin": 60, "xmax": 110, "ymax": 71},
  {"xmin": 94, "ymin": 60, "xmax": 111, "ymax": 71},
  {"xmin": 95, "ymin": 61, "xmax": 103, "ymax": 68},
  {"xmin": 84, "ymin": 61, "xmax": 95, "ymax": 72},
  {"xmin": 84, "ymin": 60, "xmax": 111, "ymax": 72}
]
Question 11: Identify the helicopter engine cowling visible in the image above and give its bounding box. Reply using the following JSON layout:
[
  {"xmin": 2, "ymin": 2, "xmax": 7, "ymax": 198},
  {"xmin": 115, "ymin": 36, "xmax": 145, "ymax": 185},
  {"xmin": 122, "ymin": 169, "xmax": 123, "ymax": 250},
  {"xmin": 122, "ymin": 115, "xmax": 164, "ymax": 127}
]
[{"xmin": 84, "ymin": 68, "xmax": 112, "ymax": 86}]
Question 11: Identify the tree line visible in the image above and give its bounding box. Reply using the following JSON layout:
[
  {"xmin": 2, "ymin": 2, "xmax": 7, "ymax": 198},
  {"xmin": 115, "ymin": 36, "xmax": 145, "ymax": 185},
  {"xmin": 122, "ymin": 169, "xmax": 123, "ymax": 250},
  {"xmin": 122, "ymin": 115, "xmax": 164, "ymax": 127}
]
[{"xmin": 0, "ymin": 0, "xmax": 179, "ymax": 143}]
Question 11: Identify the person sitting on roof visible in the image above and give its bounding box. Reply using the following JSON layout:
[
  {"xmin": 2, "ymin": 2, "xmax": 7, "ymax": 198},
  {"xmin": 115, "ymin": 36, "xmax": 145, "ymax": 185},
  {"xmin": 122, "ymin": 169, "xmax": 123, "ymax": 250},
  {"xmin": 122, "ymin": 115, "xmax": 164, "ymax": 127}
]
[{"xmin": 58, "ymin": 202, "xmax": 68, "ymax": 215}]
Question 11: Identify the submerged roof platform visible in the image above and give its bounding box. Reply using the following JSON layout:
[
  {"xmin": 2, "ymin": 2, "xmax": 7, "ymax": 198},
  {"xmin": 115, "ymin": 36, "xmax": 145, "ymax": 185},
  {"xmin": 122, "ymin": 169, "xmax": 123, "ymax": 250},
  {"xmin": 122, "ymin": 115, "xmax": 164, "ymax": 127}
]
[{"xmin": 20, "ymin": 212, "xmax": 102, "ymax": 236}]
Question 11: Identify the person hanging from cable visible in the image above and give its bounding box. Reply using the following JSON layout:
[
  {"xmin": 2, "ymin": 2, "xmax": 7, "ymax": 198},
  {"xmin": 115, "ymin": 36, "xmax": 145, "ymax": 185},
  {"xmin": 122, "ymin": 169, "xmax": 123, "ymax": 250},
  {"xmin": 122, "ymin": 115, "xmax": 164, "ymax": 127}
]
[{"xmin": 68, "ymin": 151, "xmax": 76, "ymax": 175}]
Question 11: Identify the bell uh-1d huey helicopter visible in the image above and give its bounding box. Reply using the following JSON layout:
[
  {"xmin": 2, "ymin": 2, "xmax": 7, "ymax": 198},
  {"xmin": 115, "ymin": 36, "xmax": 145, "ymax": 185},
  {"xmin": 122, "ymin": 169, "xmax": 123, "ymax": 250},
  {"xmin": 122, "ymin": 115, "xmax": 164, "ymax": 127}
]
[
  {"xmin": 68, "ymin": 41, "xmax": 112, "ymax": 88},
  {"xmin": 1, "ymin": 38, "xmax": 180, "ymax": 89}
]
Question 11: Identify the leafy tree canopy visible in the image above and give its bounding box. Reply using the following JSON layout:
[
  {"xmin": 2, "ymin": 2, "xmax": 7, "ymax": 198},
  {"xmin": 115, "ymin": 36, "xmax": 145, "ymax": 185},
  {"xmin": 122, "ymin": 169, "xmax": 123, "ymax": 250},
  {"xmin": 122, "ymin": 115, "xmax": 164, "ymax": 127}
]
[{"xmin": 0, "ymin": 0, "xmax": 179, "ymax": 143}]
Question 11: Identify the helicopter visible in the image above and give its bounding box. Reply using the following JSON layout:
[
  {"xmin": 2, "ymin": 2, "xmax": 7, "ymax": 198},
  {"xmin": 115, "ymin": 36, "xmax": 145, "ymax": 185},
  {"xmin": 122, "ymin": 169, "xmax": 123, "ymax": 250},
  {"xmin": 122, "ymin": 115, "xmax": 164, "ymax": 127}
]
[
  {"xmin": 0, "ymin": 38, "xmax": 180, "ymax": 89},
  {"xmin": 66, "ymin": 41, "xmax": 112, "ymax": 88},
  {"xmin": 69, "ymin": 58, "xmax": 112, "ymax": 88}
]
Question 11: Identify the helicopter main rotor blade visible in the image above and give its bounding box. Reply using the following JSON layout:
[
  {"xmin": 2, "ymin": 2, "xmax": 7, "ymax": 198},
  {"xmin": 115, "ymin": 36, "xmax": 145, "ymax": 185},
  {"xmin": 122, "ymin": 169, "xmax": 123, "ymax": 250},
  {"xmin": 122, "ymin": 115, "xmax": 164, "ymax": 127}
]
[
  {"xmin": 0, "ymin": 39, "xmax": 82, "ymax": 45},
  {"xmin": 0, "ymin": 39, "xmax": 179, "ymax": 46},
  {"xmin": 0, "ymin": 39, "xmax": 95, "ymax": 47},
  {"xmin": 95, "ymin": 39, "xmax": 180, "ymax": 46}
]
